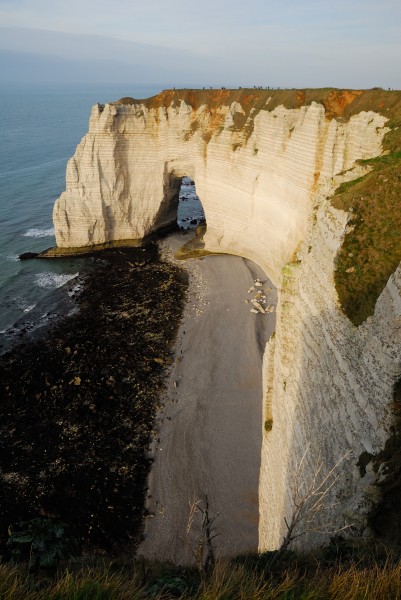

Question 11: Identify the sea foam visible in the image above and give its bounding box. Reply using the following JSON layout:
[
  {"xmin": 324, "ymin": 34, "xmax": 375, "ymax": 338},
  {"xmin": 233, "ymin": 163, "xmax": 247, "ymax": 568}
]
[
  {"xmin": 34, "ymin": 272, "xmax": 79, "ymax": 290},
  {"xmin": 23, "ymin": 228, "xmax": 55, "ymax": 238},
  {"xmin": 3, "ymin": 254, "xmax": 19, "ymax": 262},
  {"xmin": 15, "ymin": 297, "xmax": 36, "ymax": 313}
]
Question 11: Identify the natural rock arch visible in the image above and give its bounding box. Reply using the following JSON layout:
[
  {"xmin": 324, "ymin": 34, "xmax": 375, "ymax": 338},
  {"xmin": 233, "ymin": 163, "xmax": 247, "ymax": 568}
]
[{"xmin": 53, "ymin": 94, "xmax": 387, "ymax": 287}]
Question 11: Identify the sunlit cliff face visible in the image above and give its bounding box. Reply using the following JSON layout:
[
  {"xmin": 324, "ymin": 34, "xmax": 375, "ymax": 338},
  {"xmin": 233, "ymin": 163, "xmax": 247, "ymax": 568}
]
[{"xmin": 53, "ymin": 89, "xmax": 386, "ymax": 285}]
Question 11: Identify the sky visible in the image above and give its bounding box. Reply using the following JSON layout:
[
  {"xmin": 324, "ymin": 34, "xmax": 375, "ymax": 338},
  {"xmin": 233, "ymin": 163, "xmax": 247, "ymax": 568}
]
[{"xmin": 0, "ymin": 0, "xmax": 400, "ymax": 88}]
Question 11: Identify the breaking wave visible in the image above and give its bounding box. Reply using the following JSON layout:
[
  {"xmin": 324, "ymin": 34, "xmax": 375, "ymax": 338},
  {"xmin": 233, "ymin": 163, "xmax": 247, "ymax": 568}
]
[
  {"xmin": 3, "ymin": 254, "xmax": 19, "ymax": 262},
  {"xmin": 15, "ymin": 298, "xmax": 36, "ymax": 313},
  {"xmin": 34, "ymin": 272, "xmax": 79, "ymax": 290},
  {"xmin": 23, "ymin": 227, "xmax": 55, "ymax": 238}
]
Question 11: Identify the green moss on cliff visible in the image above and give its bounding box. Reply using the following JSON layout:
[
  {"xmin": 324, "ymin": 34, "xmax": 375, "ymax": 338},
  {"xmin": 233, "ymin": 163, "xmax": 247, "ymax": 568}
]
[{"xmin": 332, "ymin": 91, "xmax": 401, "ymax": 325}]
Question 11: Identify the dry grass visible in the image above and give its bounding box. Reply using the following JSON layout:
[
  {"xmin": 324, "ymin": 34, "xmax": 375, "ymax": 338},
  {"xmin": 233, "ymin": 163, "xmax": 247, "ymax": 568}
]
[
  {"xmin": 1, "ymin": 551, "xmax": 401, "ymax": 599},
  {"xmin": 326, "ymin": 561, "xmax": 401, "ymax": 600}
]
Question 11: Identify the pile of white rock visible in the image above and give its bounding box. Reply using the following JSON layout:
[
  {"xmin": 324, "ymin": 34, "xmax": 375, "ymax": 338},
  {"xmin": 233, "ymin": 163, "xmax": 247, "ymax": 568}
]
[{"xmin": 245, "ymin": 279, "xmax": 275, "ymax": 314}]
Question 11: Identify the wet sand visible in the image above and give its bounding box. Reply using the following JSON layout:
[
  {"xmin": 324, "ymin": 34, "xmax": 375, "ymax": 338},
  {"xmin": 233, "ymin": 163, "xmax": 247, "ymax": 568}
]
[{"xmin": 139, "ymin": 235, "xmax": 277, "ymax": 564}]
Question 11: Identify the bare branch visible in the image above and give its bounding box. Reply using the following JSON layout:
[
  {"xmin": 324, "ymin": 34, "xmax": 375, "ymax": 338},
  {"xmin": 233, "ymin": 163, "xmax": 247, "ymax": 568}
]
[
  {"xmin": 184, "ymin": 495, "xmax": 219, "ymax": 574},
  {"xmin": 279, "ymin": 450, "xmax": 353, "ymax": 552}
]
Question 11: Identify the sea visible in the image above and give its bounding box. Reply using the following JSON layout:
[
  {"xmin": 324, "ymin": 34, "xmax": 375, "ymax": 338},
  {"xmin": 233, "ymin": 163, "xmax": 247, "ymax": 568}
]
[{"xmin": 0, "ymin": 82, "xmax": 204, "ymax": 353}]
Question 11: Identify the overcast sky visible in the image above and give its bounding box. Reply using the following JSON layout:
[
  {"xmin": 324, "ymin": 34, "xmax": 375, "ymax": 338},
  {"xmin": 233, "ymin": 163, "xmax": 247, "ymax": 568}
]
[{"xmin": 0, "ymin": 0, "xmax": 400, "ymax": 88}]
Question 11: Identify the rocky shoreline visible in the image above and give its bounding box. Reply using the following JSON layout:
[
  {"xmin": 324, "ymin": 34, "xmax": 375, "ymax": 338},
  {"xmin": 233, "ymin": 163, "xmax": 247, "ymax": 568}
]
[{"xmin": 0, "ymin": 244, "xmax": 187, "ymax": 556}]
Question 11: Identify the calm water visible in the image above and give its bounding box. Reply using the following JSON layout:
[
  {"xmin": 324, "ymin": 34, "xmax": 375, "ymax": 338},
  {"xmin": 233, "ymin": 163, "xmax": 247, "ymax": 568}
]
[{"xmin": 0, "ymin": 82, "xmax": 204, "ymax": 351}]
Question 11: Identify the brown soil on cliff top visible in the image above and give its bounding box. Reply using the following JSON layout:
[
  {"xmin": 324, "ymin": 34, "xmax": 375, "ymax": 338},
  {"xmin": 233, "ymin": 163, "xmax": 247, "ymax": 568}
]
[
  {"xmin": 116, "ymin": 88, "xmax": 401, "ymax": 149},
  {"xmin": 115, "ymin": 87, "xmax": 399, "ymax": 121}
]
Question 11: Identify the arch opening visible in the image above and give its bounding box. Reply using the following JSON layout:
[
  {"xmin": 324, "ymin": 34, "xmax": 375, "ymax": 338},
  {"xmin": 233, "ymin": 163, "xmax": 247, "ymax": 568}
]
[
  {"xmin": 162, "ymin": 172, "xmax": 207, "ymax": 258},
  {"xmin": 176, "ymin": 177, "xmax": 205, "ymax": 232}
]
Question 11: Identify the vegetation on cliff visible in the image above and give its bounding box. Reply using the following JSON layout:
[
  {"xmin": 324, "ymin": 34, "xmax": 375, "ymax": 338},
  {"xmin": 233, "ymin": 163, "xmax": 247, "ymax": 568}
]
[
  {"xmin": 114, "ymin": 87, "xmax": 389, "ymax": 120},
  {"xmin": 333, "ymin": 90, "xmax": 401, "ymax": 325},
  {"xmin": 368, "ymin": 376, "xmax": 401, "ymax": 547}
]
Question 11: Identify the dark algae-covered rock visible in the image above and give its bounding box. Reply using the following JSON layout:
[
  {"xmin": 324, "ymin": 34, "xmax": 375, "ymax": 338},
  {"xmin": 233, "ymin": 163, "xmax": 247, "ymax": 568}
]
[
  {"xmin": 19, "ymin": 252, "xmax": 38, "ymax": 260},
  {"xmin": 0, "ymin": 244, "xmax": 187, "ymax": 556}
]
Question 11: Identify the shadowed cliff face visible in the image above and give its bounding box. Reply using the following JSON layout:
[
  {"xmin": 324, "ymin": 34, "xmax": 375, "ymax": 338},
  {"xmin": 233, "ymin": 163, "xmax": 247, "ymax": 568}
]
[
  {"xmin": 259, "ymin": 195, "xmax": 401, "ymax": 550},
  {"xmin": 52, "ymin": 89, "xmax": 401, "ymax": 551}
]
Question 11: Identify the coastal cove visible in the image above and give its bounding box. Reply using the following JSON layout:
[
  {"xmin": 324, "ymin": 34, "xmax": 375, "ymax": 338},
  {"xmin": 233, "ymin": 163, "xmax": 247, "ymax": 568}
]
[
  {"xmin": 2, "ymin": 86, "xmax": 401, "ymax": 566},
  {"xmin": 0, "ymin": 84, "xmax": 275, "ymax": 562},
  {"xmin": 0, "ymin": 233, "xmax": 275, "ymax": 561},
  {"xmin": 46, "ymin": 87, "xmax": 401, "ymax": 551}
]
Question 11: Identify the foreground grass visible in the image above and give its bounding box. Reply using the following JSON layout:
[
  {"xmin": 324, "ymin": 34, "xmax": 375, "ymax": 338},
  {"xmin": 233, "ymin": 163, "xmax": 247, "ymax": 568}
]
[{"xmin": 1, "ymin": 551, "xmax": 401, "ymax": 599}]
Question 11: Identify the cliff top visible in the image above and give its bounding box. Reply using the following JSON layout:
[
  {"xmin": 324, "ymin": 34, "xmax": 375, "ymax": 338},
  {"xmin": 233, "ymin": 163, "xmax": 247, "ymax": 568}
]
[{"xmin": 113, "ymin": 87, "xmax": 401, "ymax": 124}]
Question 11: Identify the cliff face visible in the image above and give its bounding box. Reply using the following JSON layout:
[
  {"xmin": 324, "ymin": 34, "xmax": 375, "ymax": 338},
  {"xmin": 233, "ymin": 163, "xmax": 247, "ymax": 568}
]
[
  {"xmin": 54, "ymin": 89, "xmax": 401, "ymax": 549},
  {"xmin": 259, "ymin": 180, "xmax": 401, "ymax": 549},
  {"xmin": 54, "ymin": 90, "xmax": 386, "ymax": 285}
]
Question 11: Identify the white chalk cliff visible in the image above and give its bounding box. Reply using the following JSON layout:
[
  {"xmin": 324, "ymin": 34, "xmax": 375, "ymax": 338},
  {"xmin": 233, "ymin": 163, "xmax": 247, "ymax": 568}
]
[{"xmin": 53, "ymin": 90, "xmax": 401, "ymax": 550}]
